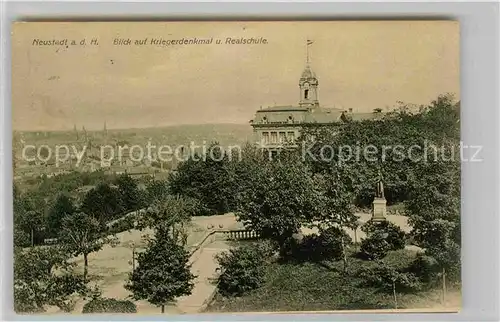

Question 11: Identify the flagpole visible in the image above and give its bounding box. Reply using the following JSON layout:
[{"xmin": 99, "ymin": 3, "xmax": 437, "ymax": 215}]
[
  {"xmin": 306, "ymin": 40, "xmax": 309, "ymax": 64},
  {"xmin": 306, "ymin": 39, "xmax": 313, "ymax": 64}
]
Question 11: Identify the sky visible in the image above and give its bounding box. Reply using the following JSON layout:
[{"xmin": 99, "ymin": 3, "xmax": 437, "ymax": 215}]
[{"xmin": 12, "ymin": 21, "xmax": 460, "ymax": 131}]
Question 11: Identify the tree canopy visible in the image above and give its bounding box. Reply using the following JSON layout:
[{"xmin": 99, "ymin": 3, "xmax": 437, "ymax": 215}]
[{"xmin": 125, "ymin": 228, "xmax": 195, "ymax": 313}]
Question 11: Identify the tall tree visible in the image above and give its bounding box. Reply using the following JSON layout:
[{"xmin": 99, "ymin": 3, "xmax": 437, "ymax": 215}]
[
  {"xmin": 146, "ymin": 179, "xmax": 170, "ymax": 203},
  {"xmin": 137, "ymin": 195, "xmax": 196, "ymax": 247},
  {"xmin": 46, "ymin": 194, "xmax": 75, "ymax": 237},
  {"xmin": 299, "ymin": 94, "xmax": 460, "ymax": 207},
  {"xmin": 58, "ymin": 212, "xmax": 112, "ymax": 282},
  {"xmin": 81, "ymin": 182, "xmax": 124, "ymax": 222},
  {"xmin": 169, "ymin": 142, "xmax": 234, "ymax": 215},
  {"xmin": 316, "ymin": 167, "xmax": 358, "ymax": 273},
  {"xmin": 115, "ymin": 174, "xmax": 145, "ymax": 211},
  {"xmin": 125, "ymin": 228, "xmax": 195, "ymax": 313},
  {"xmin": 14, "ymin": 246, "xmax": 86, "ymax": 313},
  {"xmin": 405, "ymin": 153, "xmax": 461, "ymax": 285},
  {"xmin": 14, "ymin": 191, "xmax": 47, "ymax": 247},
  {"xmin": 235, "ymin": 152, "xmax": 324, "ymax": 256}
]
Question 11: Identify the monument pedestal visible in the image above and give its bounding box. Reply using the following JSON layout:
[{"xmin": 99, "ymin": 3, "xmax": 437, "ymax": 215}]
[{"xmin": 372, "ymin": 198, "xmax": 387, "ymax": 222}]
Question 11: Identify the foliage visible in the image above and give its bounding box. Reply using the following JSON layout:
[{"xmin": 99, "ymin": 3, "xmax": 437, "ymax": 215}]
[
  {"xmin": 299, "ymin": 94, "xmax": 460, "ymax": 207},
  {"xmin": 235, "ymin": 152, "xmax": 323, "ymax": 255},
  {"xmin": 80, "ymin": 182, "xmax": 125, "ymax": 222},
  {"xmin": 125, "ymin": 228, "xmax": 195, "ymax": 312},
  {"xmin": 14, "ymin": 229, "xmax": 31, "ymax": 248},
  {"xmin": 208, "ymin": 250, "xmax": 423, "ymax": 313},
  {"xmin": 318, "ymin": 226, "xmax": 353, "ymax": 261},
  {"xmin": 404, "ymin": 122, "xmax": 461, "ymax": 283},
  {"xmin": 357, "ymin": 261, "xmax": 421, "ymax": 294},
  {"xmin": 169, "ymin": 142, "xmax": 235, "ymax": 215},
  {"xmin": 286, "ymin": 227, "xmax": 352, "ymax": 263},
  {"xmin": 82, "ymin": 297, "xmax": 137, "ymax": 313},
  {"xmin": 58, "ymin": 212, "xmax": 113, "ymax": 282},
  {"xmin": 407, "ymin": 253, "xmax": 441, "ymax": 287},
  {"xmin": 361, "ymin": 220, "xmax": 406, "ymax": 251},
  {"xmin": 136, "ymin": 195, "xmax": 198, "ymax": 246},
  {"xmin": 14, "ymin": 190, "xmax": 47, "ymax": 246},
  {"xmin": 216, "ymin": 243, "xmax": 268, "ymax": 296},
  {"xmin": 14, "ymin": 246, "xmax": 86, "ymax": 313},
  {"xmin": 35, "ymin": 170, "xmax": 114, "ymax": 197},
  {"xmin": 314, "ymin": 169, "xmax": 358, "ymax": 271},
  {"xmin": 46, "ymin": 194, "xmax": 75, "ymax": 238},
  {"xmin": 108, "ymin": 213, "xmax": 138, "ymax": 235},
  {"xmin": 359, "ymin": 230, "xmax": 392, "ymax": 260},
  {"xmin": 115, "ymin": 174, "xmax": 146, "ymax": 212},
  {"xmin": 145, "ymin": 179, "xmax": 170, "ymax": 202}
]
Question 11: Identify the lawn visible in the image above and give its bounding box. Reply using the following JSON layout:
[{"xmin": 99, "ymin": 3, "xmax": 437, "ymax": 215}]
[{"xmin": 206, "ymin": 248, "xmax": 461, "ymax": 313}]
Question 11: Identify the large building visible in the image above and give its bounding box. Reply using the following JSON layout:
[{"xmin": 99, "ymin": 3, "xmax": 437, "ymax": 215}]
[{"xmin": 250, "ymin": 51, "xmax": 379, "ymax": 155}]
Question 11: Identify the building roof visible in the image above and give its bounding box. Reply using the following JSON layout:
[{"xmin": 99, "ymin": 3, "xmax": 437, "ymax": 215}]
[
  {"xmin": 252, "ymin": 106, "xmax": 346, "ymax": 125},
  {"xmin": 251, "ymin": 105, "xmax": 384, "ymax": 126},
  {"xmin": 348, "ymin": 112, "xmax": 383, "ymax": 121},
  {"xmin": 256, "ymin": 106, "xmax": 309, "ymax": 112},
  {"xmin": 300, "ymin": 65, "xmax": 316, "ymax": 79}
]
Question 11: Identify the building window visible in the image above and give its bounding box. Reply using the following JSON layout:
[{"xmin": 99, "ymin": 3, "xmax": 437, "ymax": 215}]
[
  {"xmin": 270, "ymin": 132, "xmax": 278, "ymax": 144},
  {"xmin": 262, "ymin": 132, "xmax": 269, "ymax": 144},
  {"xmin": 279, "ymin": 132, "xmax": 286, "ymax": 143},
  {"xmin": 304, "ymin": 89, "xmax": 309, "ymax": 99},
  {"xmin": 287, "ymin": 131, "xmax": 295, "ymax": 142}
]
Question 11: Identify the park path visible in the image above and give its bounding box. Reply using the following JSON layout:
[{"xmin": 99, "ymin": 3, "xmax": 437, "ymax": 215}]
[{"xmin": 175, "ymin": 239, "xmax": 231, "ymax": 314}]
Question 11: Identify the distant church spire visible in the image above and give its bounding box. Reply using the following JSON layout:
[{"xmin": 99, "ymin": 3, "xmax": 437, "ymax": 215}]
[
  {"xmin": 82, "ymin": 125, "xmax": 88, "ymax": 141},
  {"xmin": 103, "ymin": 121, "xmax": 108, "ymax": 144},
  {"xmin": 299, "ymin": 39, "xmax": 319, "ymax": 109},
  {"xmin": 73, "ymin": 124, "xmax": 79, "ymax": 140}
]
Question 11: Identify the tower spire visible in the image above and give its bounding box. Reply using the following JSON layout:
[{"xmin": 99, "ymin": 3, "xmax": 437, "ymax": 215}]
[{"xmin": 299, "ymin": 39, "xmax": 319, "ymax": 109}]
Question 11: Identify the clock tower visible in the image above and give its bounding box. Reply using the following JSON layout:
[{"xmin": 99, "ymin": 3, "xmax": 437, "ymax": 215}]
[
  {"xmin": 299, "ymin": 64, "xmax": 319, "ymax": 108},
  {"xmin": 299, "ymin": 40, "xmax": 319, "ymax": 108}
]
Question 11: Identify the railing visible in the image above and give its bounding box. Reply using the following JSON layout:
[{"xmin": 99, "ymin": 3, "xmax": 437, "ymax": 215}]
[
  {"xmin": 189, "ymin": 229, "xmax": 260, "ymax": 262},
  {"xmin": 219, "ymin": 229, "xmax": 260, "ymax": 241}
]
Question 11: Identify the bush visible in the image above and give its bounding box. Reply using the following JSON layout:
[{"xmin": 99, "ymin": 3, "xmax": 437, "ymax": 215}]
[
  {"xmin": 318, "ymin": 226, "xmax": 353, "ymax": 261},
  {"xmin": 254, "ymin": 239, "xmax": 278, "ymax": 258},
  {"xmin": 359, "ymin": 230, "xmax": 392, "ymax": 260},
  {"xmin": 357, "ymin": 261, "xmax": 421, "ymax": 294},
  {"xmin": 286, "ymin": 233, "xmax": 321, "ymax": 262},
  {"xmin": 108, "ymin": 215, "xmax": 136, "ymax": 235},
  {"xmin": 282, "ymin": 227, "xmax": 352, "ymax": 263},
  {"xmin": 216, "ymin": 243, "xmax": 268, "ymax": 296},
  {"xmin": 82, "ymin": 297, "xmax": 137, "ymax": 313},
  {"xmin": 408, "ymin": 253, "xmax": 440, "ymax": 287},
  {"xmin": 361, "ymin": 220, "xmax": 406, "ymax": 251}
]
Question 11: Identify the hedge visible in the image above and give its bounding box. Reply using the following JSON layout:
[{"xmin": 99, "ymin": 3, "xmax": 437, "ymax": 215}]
[{"xmin": 82, "ymin": 297, "xmax": 137, "ymax": 313}]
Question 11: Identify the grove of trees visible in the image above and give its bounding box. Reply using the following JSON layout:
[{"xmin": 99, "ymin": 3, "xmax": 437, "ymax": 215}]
[{"xmin": 13, "ymin": 94, "xmax": 461, "ymax": 312}]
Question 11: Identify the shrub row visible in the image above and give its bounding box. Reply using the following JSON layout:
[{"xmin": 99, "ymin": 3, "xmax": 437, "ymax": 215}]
[{"xmin": 82, "ymin": 297, "xmax": 137, "ymax": 313}]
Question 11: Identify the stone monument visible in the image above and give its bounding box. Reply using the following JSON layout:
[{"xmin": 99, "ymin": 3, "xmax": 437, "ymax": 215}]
[{"xmin": 372, "ymin": 178, "xmax": 387, "ymax": 222}]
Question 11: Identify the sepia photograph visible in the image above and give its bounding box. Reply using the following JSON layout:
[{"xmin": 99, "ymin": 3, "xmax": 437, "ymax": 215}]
[{"xmin": 11, "ymin": 21, "xmax": 461, "ymax": 315}]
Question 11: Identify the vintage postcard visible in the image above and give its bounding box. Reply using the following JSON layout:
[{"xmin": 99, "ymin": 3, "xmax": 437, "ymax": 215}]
[{"xmin": 12, "ymin": 21, "xmax": 461, "ymax": 315}]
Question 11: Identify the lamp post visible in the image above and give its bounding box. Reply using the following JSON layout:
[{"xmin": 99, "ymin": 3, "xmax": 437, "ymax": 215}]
[{"xmin": 130, "ymin": 241, "xmax": 136, "ymax": 271}]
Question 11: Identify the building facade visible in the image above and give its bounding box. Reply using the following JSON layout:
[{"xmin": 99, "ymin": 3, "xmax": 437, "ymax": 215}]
[{"xmin": 250, "ymin": 60, "xmax": 375, "ymax": 155}]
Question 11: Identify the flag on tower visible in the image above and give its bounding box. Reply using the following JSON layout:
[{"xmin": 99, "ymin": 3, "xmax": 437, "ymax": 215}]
[{"xmin": 307, "ymin": 39, "xmax": 314, "ymax": 45}]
